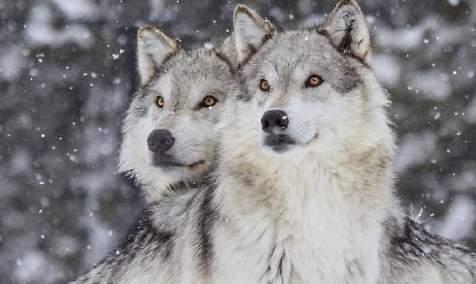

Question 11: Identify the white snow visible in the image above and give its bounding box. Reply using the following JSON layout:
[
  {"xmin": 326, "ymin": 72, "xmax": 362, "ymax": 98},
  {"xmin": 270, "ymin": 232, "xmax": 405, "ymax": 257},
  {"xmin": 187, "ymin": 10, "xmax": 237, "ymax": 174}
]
[
  {"xmin": 395, "ymin": 131, "xmax": 437, "ymax": 173},
  {"xmin": 372, "ymin": 54, "xmax": 401, "ymax": 87},
  {"xmin": 464, "ymin": 95, "xmax": 476, "ymax": 123},
  {"xmin": 24, "ymin": 4, "xmax": 93, "ymax": 48},
  {"xmin": 437, "ymin": 196, "xmax": 475, "ymax": 240},
  {"xmin": 13, "ymin": 250, "xmax": 64, "ymax": 283},
  {"xmin": 376, "ymin": 24, "xmax": 426, "ymax": 51},
  {"xmin": 408, "ymin": 70, "xmax": 452, "ymax": 101},
  {"xmin": 0, "ymin": 46, "xmax": 25, "ymax": 81},
  {"xmin": 51, "ymin": 0, "xmax": 98, "ymax": 20},
  {"xmin": 448, "ymin": 0, "xmax": 461, "ymax": 7}
]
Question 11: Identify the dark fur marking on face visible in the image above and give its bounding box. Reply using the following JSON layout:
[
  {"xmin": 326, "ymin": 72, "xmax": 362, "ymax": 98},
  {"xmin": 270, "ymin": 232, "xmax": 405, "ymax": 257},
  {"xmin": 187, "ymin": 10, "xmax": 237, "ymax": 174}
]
[
  {"xmin": 242, "ymin": 30, "xmax": 363, "ymax": 95},
  {"xmin": 129, "ymin": 91, "xmax": 149, "ymax": 117},
  {"xmin": 236, "ymin": 93, "xmax": 251, "ymax": 101},
  {"xmin": 235, "ymin": 76, "xmax": 253, "ymax": 101},
  {"xmin": 213, "ymin": 48, "xmax": 236, "ymax": 74}
]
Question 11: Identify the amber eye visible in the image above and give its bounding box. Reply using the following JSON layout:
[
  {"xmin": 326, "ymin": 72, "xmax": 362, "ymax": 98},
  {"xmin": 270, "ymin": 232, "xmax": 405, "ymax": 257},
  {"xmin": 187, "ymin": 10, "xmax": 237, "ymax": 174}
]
[
  {"xmin": 305, "ymin": 74, "xmax": 323, "ymax": 88},
  {"xmin": 259, "ymin": 79, "xmax": 270, "ymax": 92},
  {"xmin": 202, "ymin": 95, "xmax": 218, "ymax": 107},
  {"xmin": 155, "ymin": 96, "xmax": 164, "ymax": 108}
]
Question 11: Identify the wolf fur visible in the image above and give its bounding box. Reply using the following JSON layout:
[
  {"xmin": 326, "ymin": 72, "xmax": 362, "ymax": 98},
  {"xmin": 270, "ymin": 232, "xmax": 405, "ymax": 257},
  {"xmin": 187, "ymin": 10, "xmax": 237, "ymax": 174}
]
[
  {"xmin": 380, "ymin": 216, "xmax": 476, "ymax": 283},
  {"xmin": 209, "ymin": 2, "xmax": 394, "ymax": 283},
  {"xmin": 70, "ymin": 180, "xmax": 216, "ymax": 284},
  {"xmin": 225, "ymin": 3, "xmax": 476, "ymax": 283},
  {"xmin": 72, "ymin": 1, "xmax": 476, "ymax": 283},
  {"xmin": 71, "ymin": 25, "xmax": 236, "ymax": 283}
]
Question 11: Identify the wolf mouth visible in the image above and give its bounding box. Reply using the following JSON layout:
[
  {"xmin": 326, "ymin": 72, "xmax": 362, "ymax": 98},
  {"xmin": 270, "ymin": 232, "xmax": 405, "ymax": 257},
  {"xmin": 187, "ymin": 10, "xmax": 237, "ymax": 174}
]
[
  {"xmin": 152, "ymin": 154, "xmax": 205, "ymax": 169},
  {"xmin": 264, "ymin": 134, "xmax": 296, "ymax": 152}
]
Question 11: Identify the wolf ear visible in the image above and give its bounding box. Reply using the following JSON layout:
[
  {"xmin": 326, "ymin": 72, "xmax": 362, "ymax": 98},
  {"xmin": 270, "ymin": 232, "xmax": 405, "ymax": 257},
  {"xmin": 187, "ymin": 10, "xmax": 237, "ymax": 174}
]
[
  {"xmin": 233, "ymin": 5, "xmax": 275, "ymax": 63},
  {"xmin": 319, "ymin": 0, "xmax": 371, "ymax": 63},
  {"xmin": 137, "ymin": 25, "xmax": 179, "ymax": 86}
]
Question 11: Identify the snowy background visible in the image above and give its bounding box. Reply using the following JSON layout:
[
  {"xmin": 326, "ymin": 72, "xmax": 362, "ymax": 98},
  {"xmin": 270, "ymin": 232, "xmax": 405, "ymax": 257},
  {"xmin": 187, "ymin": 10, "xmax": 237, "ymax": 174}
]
[{"xmin": 0, "ymin": 0, "xmax": 475, "ymax": 283}]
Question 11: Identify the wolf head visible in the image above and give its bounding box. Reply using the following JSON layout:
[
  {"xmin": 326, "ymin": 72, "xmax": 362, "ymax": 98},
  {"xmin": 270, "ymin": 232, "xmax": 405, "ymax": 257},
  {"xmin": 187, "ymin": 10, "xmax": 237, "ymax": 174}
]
[
  {"xmin": 220, "ymin": 1, "xmax": 395, "ymax": 211},
  {"xmin": 119, "ymin": 26, "xmax": 235, "ymax": 201}
]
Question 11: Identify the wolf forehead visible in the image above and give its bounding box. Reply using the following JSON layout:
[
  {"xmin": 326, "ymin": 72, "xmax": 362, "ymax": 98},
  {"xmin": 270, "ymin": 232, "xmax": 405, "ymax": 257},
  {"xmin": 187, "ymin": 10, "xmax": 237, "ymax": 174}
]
[
  {"xmin": 142, "ymin": 48, "xmax": 235, "ymax": 95},
  {"xmin": 242, "ymin": 31, "xmax": 362, "ymax": 94}
]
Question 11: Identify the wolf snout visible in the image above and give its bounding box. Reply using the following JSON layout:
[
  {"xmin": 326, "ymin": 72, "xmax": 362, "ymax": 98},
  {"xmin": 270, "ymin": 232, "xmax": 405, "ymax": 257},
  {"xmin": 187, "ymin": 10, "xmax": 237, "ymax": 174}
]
[
  {"xmin": 261, "ymin": 110, "xmax": 295, "ymax": 152},
  {"xmin": 147, "ymin": 129, "xmax": 175, "ymax": 153},
  {"xmin": 261, "ymin": 110, "xmax": 289, "ymax": 133}
]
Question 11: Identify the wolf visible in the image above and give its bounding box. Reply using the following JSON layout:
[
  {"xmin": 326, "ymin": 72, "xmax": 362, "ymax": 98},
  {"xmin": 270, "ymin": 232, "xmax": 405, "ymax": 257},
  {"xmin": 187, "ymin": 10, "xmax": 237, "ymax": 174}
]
[
  {"xmin": 225, "ymin": 2, "xmax": 476, "ymax": 283},
  {"xmin": 70, "ymin": 25, "xmax": 236, "ymax": 283},
  {"xmin": 118, "ymin": 25, "xmax": 235, "ymax": 203},
  {"xmin": 208, "ymin": 2, "xmax": 394, "ymax": 283}
]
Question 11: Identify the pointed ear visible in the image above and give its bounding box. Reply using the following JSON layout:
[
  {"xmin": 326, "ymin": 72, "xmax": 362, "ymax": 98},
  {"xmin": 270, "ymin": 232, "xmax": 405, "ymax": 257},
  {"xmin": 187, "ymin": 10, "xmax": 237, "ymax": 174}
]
[
  {"xmin": 233, "ymin": 5, "xmax": 275, "ymax": 63},
  {"xmin": 319, "ymin": 0, "xmax": 371, "ymax": 63},
  {"xmin": 137, "ymin": 25, "xmax": 179, "ymax": 86}
]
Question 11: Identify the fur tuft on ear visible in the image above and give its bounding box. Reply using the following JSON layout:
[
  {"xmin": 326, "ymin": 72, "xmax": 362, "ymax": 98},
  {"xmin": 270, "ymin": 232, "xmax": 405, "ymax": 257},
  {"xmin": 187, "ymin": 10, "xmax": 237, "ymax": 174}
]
[
  {"xmin": 319, "ymin": 0, "xmax": 371, "ymax": 63},
  {"xmin": 233, "ymin": 5, "xmax": 275, "ymax": 63},
  {"xmin": 137, "ymin": 25, "xmax": 179, "ymax": 86}
]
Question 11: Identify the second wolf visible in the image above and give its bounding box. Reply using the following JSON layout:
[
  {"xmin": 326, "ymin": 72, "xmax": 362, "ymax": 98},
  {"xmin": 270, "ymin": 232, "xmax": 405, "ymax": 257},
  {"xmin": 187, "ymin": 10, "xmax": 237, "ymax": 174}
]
[{"xmin": 71, "ymin": 25, "xmax": 237, "ymax": 283}]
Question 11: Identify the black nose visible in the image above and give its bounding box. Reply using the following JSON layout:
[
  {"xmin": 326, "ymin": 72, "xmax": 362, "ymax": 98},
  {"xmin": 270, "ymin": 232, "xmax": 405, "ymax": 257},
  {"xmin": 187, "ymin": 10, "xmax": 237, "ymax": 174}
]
[
  {"xmin": 261, "ymin": 110, "xmax": 289, "ymax": 133},
  {"xmin": 147, "ymin": 129, "xmax": 175, "ymax": 153}
]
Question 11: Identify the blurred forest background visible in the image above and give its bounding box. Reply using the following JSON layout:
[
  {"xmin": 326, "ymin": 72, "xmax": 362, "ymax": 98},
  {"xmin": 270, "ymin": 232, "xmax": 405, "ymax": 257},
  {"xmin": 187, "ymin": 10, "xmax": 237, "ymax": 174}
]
[{"xmin": 0, "ymin": 0, "xmax": 475, "ymax": 283}]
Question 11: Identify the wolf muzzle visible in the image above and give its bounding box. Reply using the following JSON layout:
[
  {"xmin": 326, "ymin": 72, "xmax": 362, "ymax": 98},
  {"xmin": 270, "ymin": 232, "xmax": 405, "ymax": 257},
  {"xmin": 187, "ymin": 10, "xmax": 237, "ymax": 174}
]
[
  {"xmin": 147, "ymin": 129, "xmax": 175, "ymax": 153},
  {"xmin": 261, "ymin": 110, "xmax": 295, "ymax": 152}
]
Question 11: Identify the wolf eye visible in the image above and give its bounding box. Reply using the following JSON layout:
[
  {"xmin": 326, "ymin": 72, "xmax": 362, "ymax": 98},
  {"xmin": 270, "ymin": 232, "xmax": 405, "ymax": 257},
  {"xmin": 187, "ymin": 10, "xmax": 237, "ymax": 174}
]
[
  {"xmin": 305, "ymin": 75, "xmax": 323, "ymax": 88},
  {"xmin": 155, "ymin": 95, "xmax": 164, "ymax": 108},
  {"xmin": 202, "ymin": 96, "xmax": 218, "ymax": 108},
  {"xmin": 259, "ymin": 79, "xmax": 270, "ymax": 92}
]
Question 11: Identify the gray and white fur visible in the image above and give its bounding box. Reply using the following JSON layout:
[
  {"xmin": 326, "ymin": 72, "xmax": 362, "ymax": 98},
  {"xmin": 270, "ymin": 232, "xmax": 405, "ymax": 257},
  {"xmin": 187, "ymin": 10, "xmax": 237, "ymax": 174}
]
[
  {"xmin": 71, "ymin": 25, "xmax": 236, "ymax": 283},
  {"xmin": 224, "ymin": 2, "xmax": 476, "ymax": 283},
  {"xmin": 72, "ymin": 1, "xmax": 476, "ymax": 283}
]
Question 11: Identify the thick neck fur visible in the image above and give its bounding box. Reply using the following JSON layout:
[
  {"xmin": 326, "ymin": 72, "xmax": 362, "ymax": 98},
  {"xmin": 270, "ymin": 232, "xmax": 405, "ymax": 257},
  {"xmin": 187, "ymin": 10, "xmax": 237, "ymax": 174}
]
[{"xmin": 211, "ymin": 68, "xmax": 399, "ymax": 283}]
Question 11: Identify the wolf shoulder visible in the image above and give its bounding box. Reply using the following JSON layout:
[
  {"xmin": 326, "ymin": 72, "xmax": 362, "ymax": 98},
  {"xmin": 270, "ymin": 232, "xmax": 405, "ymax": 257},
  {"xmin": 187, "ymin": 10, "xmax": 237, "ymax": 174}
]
[
  {"xmin": 71, "ymin": 182, "xmax": 214, "ymax": 284},
  {"xmin": 381, "ymin": 217, "xmax": 476, "ymax": 284}
]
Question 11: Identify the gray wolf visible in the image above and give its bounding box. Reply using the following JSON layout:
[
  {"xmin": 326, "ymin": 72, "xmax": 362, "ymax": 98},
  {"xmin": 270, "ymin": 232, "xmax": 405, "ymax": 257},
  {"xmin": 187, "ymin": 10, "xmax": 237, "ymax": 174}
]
[
  {"xmin": 212, "ymin": 1, "xmax": 393, "ymax": 282},
  {"xmin": 225, "ymin": 2, "xmax": 476, "ymax": 283},
  {"xmin": 70, "ymin": 25, "xmax": 236, "ymax": 283}
]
